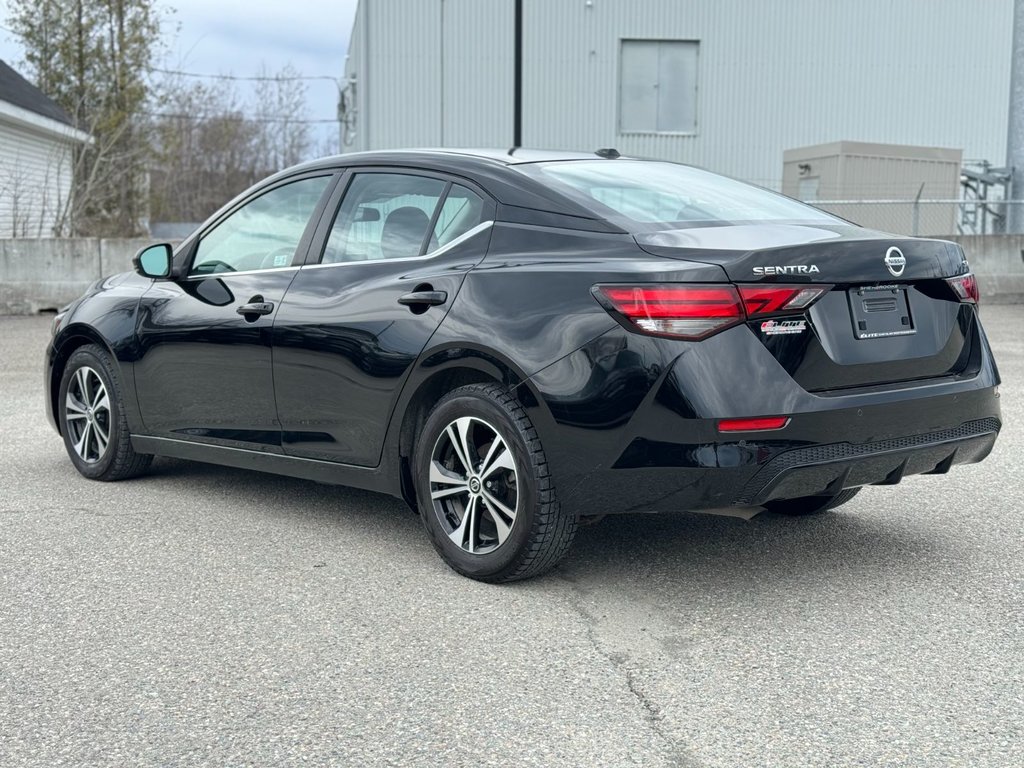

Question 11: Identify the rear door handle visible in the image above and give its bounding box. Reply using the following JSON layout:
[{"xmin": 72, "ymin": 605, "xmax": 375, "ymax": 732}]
[
  {"xmin": 236, "ymin": 301, "xmax": 274, "ymax": 316},
  {"xmin": 397, "ymin": 290, "xmax": 447, "ymax": 307}
]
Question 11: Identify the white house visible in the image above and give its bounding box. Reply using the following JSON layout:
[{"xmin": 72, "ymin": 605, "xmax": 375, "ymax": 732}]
[{"xmin": 0, "ymin": 60, "xmax": 91, "ymax": 237}]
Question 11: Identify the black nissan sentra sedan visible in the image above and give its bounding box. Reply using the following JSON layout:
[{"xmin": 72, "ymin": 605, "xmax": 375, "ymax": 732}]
[{"xmin": 45, "ymin": 149, "xmax": 1001, "ymax": 582}]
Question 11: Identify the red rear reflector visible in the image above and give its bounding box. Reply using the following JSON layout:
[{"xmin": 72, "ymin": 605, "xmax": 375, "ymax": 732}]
[
  {"xmin": 946, "ymin": 273, "xmax": 979, "ymax": 304},
  {"xmin": 596, "ymin": 285, "xmax": 743, "ymax": 339},
  {"xmin": 718, "ymin": 416, "xmax": 790, "ymax": 432}
]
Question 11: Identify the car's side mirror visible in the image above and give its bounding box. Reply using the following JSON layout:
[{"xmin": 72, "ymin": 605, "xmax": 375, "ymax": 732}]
[{"xmin": 133, "ymin": 243, "xmax": 174, "ymax": 279}]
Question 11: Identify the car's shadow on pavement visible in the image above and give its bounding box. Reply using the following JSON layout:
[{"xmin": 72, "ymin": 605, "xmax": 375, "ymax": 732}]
[
  {"xmin": 561, "ymin": 503, "xmax": 945, "ymax": 589},
  {"xmin": 144, "ymin": 457, "xmax": 942, "ymax": 588},
  {"xmin": 144, "ymin": 455, "xmax": 419, "ymax": 524}
]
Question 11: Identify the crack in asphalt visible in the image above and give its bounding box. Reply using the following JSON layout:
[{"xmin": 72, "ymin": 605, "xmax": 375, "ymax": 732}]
[{"xmin": 558, "ymin": 571, "xmax": 701, "ymax": 768}]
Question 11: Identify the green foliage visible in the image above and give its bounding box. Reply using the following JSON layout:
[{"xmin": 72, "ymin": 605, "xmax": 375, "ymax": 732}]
[{"xmin": 8, "ymin": 0, "xmax": 162, "ymax": 236}]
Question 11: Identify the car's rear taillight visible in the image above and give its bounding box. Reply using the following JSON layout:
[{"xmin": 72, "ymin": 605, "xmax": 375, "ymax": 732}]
[
  {"xmin": 946, "ymin": 273, "xmax": 979, "ymax": 304},
  {"xmin": 595, "ymin": 285, "xmax": 744, "ymax": 339},
  {"xmin": 595, "ymin": 283, "xmax": 831, "ymax": 340},
  {"xmin": 738, "ymin": 285, "xmax": 831, "ymax": 316}
]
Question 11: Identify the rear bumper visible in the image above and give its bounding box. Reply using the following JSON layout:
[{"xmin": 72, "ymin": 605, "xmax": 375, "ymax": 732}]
[
  {"xmin": 733, "ymin": 417, "xmax": 998, "ymax": 506},
  {"xmin": 547, "ymin": 404, "xmax": 1000, "ymax": 516},
  {"xmin": 527, "ymin": 324, "xmax": 1002, "ymax": 516}
]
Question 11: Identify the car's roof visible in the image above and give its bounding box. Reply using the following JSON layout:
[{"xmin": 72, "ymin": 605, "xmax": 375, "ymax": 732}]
[
  {"xmin": 294, "ymin": 147, "xmax": 625, "ymax": 174},
  {"xmin": 264, "ymin": 148, "xmax": 633, "ymax": 231}
]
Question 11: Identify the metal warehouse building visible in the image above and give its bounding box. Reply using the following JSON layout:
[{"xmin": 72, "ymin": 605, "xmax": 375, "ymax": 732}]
[{"xmin": 340, "ymin": 0, "xmax": 1013, "ymax": 192}]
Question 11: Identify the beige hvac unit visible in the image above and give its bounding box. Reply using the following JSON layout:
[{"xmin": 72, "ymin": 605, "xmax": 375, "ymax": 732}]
[{"xmin": 782, "ymin": 141, "xmax": 962, "ymax": 236}]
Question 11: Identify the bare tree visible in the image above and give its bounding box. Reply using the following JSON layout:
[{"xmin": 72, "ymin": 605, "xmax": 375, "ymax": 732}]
[
  {"xmin": 150, "ymin": 65, "xmax": 313, "ymax": 227},
  {"xmin": 251, "ymin": 64, "xmax": 311, "ymax": 172}
]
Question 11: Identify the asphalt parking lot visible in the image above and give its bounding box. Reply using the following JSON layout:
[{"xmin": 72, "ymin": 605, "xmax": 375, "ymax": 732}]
[{"xmin": 1, "ymin": 308, "xmax": 1021, "ymax": 768}]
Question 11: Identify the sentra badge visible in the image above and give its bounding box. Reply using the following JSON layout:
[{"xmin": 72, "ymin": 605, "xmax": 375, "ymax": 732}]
[{"xmin": 752, "ymin": 265, "xmax": 820, "ymax": 276}]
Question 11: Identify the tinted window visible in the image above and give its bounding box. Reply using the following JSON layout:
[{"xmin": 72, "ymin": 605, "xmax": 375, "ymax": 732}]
[
  {"xmin": 190, "ymin": 176, "xmax": 330, "ymax": 276},
  {"xmin": 323, "ymin": 173, "xmax": 447, "ymax": 264},
  {"xmin": 524, "ymin": 160, "xmax": 840, "ymax": 230},
  {"xmin": 433, "ymin": 184, "xmax": 486, "ymax": 246}
]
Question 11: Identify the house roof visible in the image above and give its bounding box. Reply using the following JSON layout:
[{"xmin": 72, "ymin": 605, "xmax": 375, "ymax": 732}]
[{"xmin": 0, "ymin": 59, "xmax": 74, "ymax": 127}]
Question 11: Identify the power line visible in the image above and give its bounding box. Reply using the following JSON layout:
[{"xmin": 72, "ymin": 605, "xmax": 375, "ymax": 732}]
[
  {"xmin": 152, "ymin": 67, "xmax": 338, "ymax": 85},
  {"xmin": 147, "ymin": 67, "xmax": 343, "ymax": 130},
  {"xmin": 143, "ymin": 110, "xmax": 336, "ymax": 124}
]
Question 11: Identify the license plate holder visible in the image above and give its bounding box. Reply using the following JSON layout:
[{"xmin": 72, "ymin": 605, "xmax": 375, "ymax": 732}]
[{"xmin": 848, "ymin": 285, "xmax": 915, "ymax": 339}]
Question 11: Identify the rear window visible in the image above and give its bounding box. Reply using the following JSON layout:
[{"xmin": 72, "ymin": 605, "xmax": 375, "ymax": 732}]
[{"xmin": 523, "ymin": 160, "xmax": 839, "ymax": 230}]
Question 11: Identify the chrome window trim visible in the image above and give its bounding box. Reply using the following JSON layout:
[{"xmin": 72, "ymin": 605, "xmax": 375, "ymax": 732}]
[
  {"xmin": 183, "ymin": 265, "xmax": 301, "ymax": 281},
  {"xmin": 303, "ymin": 220, "xmax": 494, "ymax": 271}
]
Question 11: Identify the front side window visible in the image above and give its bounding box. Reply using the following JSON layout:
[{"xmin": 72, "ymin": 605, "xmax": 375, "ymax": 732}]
[
  {"xmin": 190, "ymin": 176, "xmax": 330, "ymax": 276},
  {"xmin": 322, "ymin": 173, "xmax": 448, "ymax": 264}
]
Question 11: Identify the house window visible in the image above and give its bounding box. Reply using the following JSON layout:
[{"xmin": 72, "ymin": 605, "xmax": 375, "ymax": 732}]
[{"xmin": 619, "ymin": 40, "xmax": 699, "ymax": 135}]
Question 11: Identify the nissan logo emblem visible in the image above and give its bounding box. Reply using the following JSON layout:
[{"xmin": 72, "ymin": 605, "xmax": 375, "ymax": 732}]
[{"xmin": 884, "ymin": 246, "xmax": 906, "ymax": 277}]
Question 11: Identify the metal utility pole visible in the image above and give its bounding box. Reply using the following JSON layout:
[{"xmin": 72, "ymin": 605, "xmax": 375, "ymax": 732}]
[
  {"xmin": 1007, "ymin": 0, "xmax": 1024, "ymax": 232},
  {"xmin": 513, "ymin": 0, "xmax": 523, "ymax": 148}
]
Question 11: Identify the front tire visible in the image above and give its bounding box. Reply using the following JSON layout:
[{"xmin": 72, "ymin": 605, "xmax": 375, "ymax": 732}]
[
  {"xmin": 58, "ymin": 344, "xmax": 152, "ymax": 481},
  {"xmin": 414, "ymin": 383, "xmax": 577, "ymax": 583}
]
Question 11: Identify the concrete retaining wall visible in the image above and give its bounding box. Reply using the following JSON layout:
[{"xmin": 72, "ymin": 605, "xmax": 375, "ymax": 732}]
[
  {"xmin": 1, "ymin": 235, "xmax": 1022, "ymax": 315},
  {"xmin": 951, "ymin": 235, "xmax": 1024, "ymax": 305},
  {"xmin": 0, "ymin": 238, "xmax": 156, "ymax": 314}
]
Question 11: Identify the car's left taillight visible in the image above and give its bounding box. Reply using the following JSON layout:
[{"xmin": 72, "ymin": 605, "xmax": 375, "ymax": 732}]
[
  {"xmin": 594, "ymin": 283, "xmax": 831, "ymax": 340},
  {"xmin": 593, "ymin": 285, "xmax": 743, "ymax": 339},
  {"xmin": 946, "ymin": 273, "xmax": 980, "ymax": 304}
]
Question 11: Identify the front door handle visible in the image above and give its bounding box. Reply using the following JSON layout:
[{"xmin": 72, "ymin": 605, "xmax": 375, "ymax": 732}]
[
  {"xmin": 397, "ymin": 290, "xmax": 447, "ymax": 307},
  {"xmin": 236, "ymin": 301, "xmax": 274, "ymax": 316}
]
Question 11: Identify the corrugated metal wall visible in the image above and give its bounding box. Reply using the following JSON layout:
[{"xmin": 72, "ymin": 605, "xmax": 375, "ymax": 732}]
[
  {"xmin": 345, "ymin": 0, "xmax": 513, "ymax": 152},
  {"xmin": 342, "ymin": 3, "xmax": 365, "ymax": 151},
  {"xmin": 346, "ymin": 0, "xmax": 1012, "ymax": 190},
  {"xmin": 366, "ymin": 0, "xmax": 443, "ymax": 148},
  {"xmin": 440, "ymin": 0, "xmax": 515, "ymax": 146}
]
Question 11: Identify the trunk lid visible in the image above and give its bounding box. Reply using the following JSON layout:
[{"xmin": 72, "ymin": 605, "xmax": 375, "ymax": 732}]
[
  {"xmin": 635, "ymin": 223, "xmax": 966, "ymax": 283},
  {"xmin": 635, "ymin": 224, "xmax": 978, "ymax": 392}
]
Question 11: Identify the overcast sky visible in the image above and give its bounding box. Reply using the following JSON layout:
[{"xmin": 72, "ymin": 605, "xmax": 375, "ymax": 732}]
[{"xmin": 0, "ymin": 0, "xmax": 359, "ymax": 154}]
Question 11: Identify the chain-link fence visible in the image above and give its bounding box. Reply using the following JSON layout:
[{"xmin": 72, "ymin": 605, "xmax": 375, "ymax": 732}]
[{"xmin": 806, "ymin": 199, "xmax": 1024, "ymax": 237}]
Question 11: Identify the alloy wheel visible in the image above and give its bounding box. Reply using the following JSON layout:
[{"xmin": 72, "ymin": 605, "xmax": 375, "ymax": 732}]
[
  {"xmin": 429, "ymin": 416, "xmax": 519, "ymax": 555},
  {"xmin": 64, "ymin": 366, "xmax": 111, "ymax": 464}
]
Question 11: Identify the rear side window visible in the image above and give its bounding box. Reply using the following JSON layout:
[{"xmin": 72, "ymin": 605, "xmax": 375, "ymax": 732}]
[
  {"xmin": 323, "ymin": 173, "xmax": 447, "ymax": 264},
  {"xmin": 523, "ymin": 160, "xmax": 839, "ymax": 231},
  {"xmin": 433, "ymin": 184, "xmax": 485, "ymax": 246}
]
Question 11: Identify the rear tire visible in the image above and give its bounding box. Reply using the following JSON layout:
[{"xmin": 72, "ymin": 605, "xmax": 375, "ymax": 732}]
[
  {"xmin": 58, "ymin": 344, "xmax": 152, "ymax": 481},
  {"xmin": 764, "ymin": 487, "xmax": 861, "ymax": 516},
  {"xmin": 414, "ymin": 383, "xmax": 577, "ymax": 583}
]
